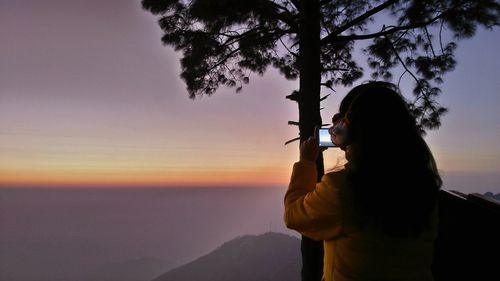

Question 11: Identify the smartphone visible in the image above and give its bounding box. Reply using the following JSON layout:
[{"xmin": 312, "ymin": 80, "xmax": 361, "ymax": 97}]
[{"xmin": 318, "ymin": 128, "xmax": 336, "ymax": 147}]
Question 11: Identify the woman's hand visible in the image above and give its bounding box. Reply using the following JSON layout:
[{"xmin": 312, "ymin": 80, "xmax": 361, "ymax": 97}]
[{"xmin": 300, "ymin": 126, "xmax": 326, "ymax": 162}]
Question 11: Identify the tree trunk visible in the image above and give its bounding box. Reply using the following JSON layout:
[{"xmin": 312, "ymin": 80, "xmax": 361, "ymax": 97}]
[{"xmin": 298, "ymin": 1, "xmax": 324, "ymax": 281}]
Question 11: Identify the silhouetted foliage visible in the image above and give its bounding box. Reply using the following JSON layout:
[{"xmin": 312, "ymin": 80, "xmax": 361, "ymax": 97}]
[{"xmin": 143, "ymin": 0, "xmax": 499, "ymax": 132}]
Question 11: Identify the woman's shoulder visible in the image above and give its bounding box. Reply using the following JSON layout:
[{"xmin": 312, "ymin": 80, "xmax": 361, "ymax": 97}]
[
  {"xmin": 322, "ymin": 168, "xmax": 350, "ymax": 190},
  {"xmin": 324, "ymin": 168, "xmax": 348, "ymax": 181}
]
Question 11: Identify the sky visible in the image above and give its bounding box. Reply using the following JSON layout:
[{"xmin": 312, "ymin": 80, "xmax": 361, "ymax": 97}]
[{"xmin": 1, "ymin": 0, "xmax": 499, "ymax": 192}]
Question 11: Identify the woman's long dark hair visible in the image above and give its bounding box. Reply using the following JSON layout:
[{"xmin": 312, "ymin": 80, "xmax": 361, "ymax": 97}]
[{"xmin": 341, "ymin": 82, "xmax": 442, "ymax": 236}]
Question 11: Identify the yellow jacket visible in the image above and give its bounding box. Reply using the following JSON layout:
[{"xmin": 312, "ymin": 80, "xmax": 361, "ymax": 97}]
[{"xmin": 284, "ymin": 160, "xmax": 438, "ymax": 281}]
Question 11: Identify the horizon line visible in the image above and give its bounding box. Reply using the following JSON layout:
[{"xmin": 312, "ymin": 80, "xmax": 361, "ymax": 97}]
[{"xmin": 0, "ymin": 183, "xmax": 287, "ymax": 189}]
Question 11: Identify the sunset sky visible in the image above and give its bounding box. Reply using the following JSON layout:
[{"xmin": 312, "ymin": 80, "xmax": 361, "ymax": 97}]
[{"xmin": 1, "ymin": 0, "xmax": 499, "ymax": 192}]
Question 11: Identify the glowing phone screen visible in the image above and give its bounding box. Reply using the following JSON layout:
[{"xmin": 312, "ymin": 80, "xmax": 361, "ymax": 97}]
[{"xmin": 319, "ymin": 128, "xmax": 335, "ymax": 147}]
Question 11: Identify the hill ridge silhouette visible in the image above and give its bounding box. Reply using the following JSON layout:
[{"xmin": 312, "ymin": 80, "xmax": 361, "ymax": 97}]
[{"xmin": 151, "ymin": 232, "xmax": 301, "ymax": 281}]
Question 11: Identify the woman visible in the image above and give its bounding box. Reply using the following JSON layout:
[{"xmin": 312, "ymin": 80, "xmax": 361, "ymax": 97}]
[{"xmin": 284, "ymin": 82, "xmax": 442, "ymax": 281}]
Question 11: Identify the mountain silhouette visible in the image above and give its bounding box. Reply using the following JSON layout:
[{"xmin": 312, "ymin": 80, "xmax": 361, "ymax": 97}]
[
  {"xmin": 151, "ymin": 232, "xmax": 301, "ymax": 281},
  {"xmin": 484, "ymin": 192, "xmax": 500, "ymax": 202}
]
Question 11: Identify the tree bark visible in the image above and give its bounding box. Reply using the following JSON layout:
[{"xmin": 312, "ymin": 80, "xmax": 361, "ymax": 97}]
[{"xmin": 298, "ymin": 1, "xmax": 324, "ymax": 281}]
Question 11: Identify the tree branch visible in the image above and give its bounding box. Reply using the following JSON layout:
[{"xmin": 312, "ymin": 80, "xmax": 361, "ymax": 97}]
[
  {"xmin": 284, "ymin": 137, "xmax": 300, "ymax": 146},
  {"xmin": 333, "ymin": 13, "xmax": 443, "ymax": 42},
  {"xmin": 424, "ymin": 27, "xmax": 436, "ymax": 57},
  {"xmin": 439, "ymin": 19, "xmax": 445, "ymax": 53},
  {"xmin": 219, "ymin": 27, "xmax": 258, "ymax": 48},
  {"xmin": 288, "ymin": 0, "xmax": 300, "ymax": 10},
  {"xmin": 207, "ymin": 47, "xmax": 242, "ymax": 73},
  {"xmin": 265, "ymin": 0, "xmax": 299, "ymax": 31},
  {"xmin": 321, "ymin": 67, "xmax": 349, "ymax": 72},
  {"xmin": 385, "ymin": 35, "xmax": 438, "ymax": 120},
  {"xmin": 280, "ymin": 37, "xmax": 299, "ymax": 57},
  {"xmin": 324, "ymin": 0, "xmax": 399, "ymax": 41}
]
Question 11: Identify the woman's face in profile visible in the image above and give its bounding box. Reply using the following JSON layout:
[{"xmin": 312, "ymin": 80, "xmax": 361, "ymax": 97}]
[{"xmin": 329, "ymin": 113, "xmax": 347, "ymax": 150}]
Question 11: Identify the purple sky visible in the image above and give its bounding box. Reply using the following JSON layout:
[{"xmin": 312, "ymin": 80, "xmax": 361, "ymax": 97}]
[{"xmin": 1, "ymin": 0, "xmax": 499, "ymax": 193}]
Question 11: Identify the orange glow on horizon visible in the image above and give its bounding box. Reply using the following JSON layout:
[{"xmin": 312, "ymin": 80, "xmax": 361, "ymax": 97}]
[
  {"xmin": 0, "ymin": 167, "xmax": 290, "ymax": 188},
  {"xmin": 0, "ymin": 119, "xmax": 299, "ymax": 188}
]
